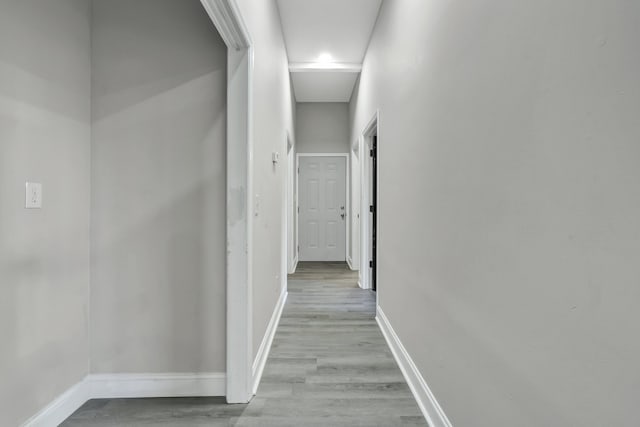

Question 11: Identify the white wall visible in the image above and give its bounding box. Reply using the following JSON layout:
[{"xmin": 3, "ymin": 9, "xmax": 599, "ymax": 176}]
[
  {"xmin": 0, "ymin": 1, "xmax": 91, "ymax": 425},
  {"xmin": 351, "ymin": 0, "xmax": 640, "ymax": 425},
  {"xmin": 90, "ymin": 0, "xmax": 227, "ymax": 374},
  {"xmin": 296, "ymin": 102, "xmax": 350, "ymax": 153},
  {"xmin": 234, "ymin": 0, "xmax": 295, "ymax": 361}
]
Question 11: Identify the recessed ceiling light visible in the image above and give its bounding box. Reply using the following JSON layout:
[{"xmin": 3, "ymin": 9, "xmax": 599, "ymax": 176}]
[{"xmin": 317, "ymin": 52, "xmax": 334, "ymax": 63}]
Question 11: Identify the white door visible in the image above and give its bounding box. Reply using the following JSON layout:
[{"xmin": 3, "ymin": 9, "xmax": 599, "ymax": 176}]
[{"xmin": 299, "ymin": 156, "xmax": 347, "ymax": 261}]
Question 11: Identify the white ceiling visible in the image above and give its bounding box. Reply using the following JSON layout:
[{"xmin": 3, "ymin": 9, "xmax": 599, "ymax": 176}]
[
  {"xmin": 291, "ymin": 72, "xmax": 360, "ymax": 103},
  {"xmin": 276, "ymin": 0, "xmax": 382, "ymax": 102}
]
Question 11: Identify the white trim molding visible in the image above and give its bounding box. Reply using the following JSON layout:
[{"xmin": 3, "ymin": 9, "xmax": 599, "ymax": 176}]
[
  {"xmin": 289, "ymin": 62, "xmax": 362, "ymax": 73},
  {"xmin": 289, "ymin": 254, "xmax": 299, "ymax": 275},
  {"xmin": 22, "ymin": 373, "xmax": 226, "ymax": 427},
  {"xmin": 88, "ymin": 373, "xmax": 226, "ymax": 399},
  {"xmin": 286, "ymin": 135, "xmax": 298, "ymax": 276},
  {"xmin": 200, "ymin": 0, "xmax": 251, "ymax": 49},
  {"xmin": 252, "ymin": 291, "xmax": 288, "ymax": 394},
  {"xmin": 225, "ymin": 45, "xmax": 254, "ymax": 404},
  {"xmin": 22, "ymin": 380, "xmax": 90, "ymax": 427},
  {"xmin": 346, "ymin": 256, "xmax": 354, "ymax": 270},
  {"xmin": 376, "ymin": 307, "xmax": 452, "ymax": 427},
  {"xmin": 359, "ymin": 110, "xmax": 379, "ymax": 292},
  {"xmin": 201, "ymin": 0, "xmax": 255, "ymax": 404}
]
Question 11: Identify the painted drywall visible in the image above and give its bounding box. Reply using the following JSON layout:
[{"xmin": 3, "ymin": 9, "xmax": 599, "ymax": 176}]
[
  {"xmin": 350, "ymin": 0, "xmax": 640, "ymax": 425},
  {"xmin": 348, "ymin": 82, "xmax": 361, "ymax": 271},
  {"xmin": 90, "ymin": 0, "xmax": 227, "ymax": 373},
  {"xmin": 296, "ymin": 102, "xmax": 354, "ymax": 267},
  {"xmin": 349, "ymin": 149, "xmax": 360, "ymax": 270},
  {"xmin": 234, "ymin": 0, "xmax": 295, "ymax": 361},
  {"xmin": 296, "ymin": 103, "xmax": 350, "ymax": 153},
  {"xmin": 0, "ymin": 1, "xmax": 91, "ymax": 425},
  {"xmin": 288, "ymin": 80, "xmax": 298, "ymax": 272}
]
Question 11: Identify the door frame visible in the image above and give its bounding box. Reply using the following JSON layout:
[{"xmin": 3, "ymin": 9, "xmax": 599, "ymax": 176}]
[
  {"xmin": 296, "ymin": 153, "xmax": 350, "ymax": 263},
  {"xmin": 348, "ymin": 145, "xmax": 360, "ymax": 271},
  {"xmin": 285, "ymin": 132, "xmax": 296, "ymax": 275},
  {"xmin": 359, "ymin": 111, "xmax": 379, "ymax": 296},
  {"xmin": 200, "ymin": 0, "xmax": 254, "ymax": 404}
]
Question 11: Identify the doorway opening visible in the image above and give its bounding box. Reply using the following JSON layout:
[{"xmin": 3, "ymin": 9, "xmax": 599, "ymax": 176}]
[
  {"xmin": 370, "ymin": 134, "xmax": 378, "ymax": 292},
  {"xmin": 297, "ymin": 154, "xmax": 349, "ymax": 262},
  {"xmin": 359, "ymin": 111, "xmax": 379, "ymax": 293}
]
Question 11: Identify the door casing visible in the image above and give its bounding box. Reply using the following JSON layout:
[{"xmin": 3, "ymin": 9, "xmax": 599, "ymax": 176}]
[
  {"xmin": 286, "ymin": 134, "xmax": 297, "ymax": 273},
  {"xmin": 200, "ymin": 0, "xmax": 253, "ymax": 404},
  {"xmin": 359, "ymin": 111, "xmax": 379, "ymax": 300}
]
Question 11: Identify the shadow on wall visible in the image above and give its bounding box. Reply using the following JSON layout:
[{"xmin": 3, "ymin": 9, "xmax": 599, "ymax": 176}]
[
  {"xmin": 0, "ymin": 0, "xmax": 91, "ymax": 123},
  {"xmin": 91, "ymin": 0, "xmax": 226, "ymax": 121}
]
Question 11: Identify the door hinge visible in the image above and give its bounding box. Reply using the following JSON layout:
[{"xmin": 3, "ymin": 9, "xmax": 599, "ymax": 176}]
[
  {"xmin": 369, "ymin": 260, "xmax": 374, "ymax": 268},
  {"xmin": 369, "ymin": 205, "xmax": 374, "ymax": 213},
  {"xmin": 370, "ymin": 149, "xmax": 374, "ymax": 157}
]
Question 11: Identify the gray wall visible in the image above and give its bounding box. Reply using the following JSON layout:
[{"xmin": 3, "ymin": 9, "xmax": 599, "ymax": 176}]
[
  {"xmin": 0, "ymin": 1, "xmax": 91, "ymax": 425},
  {"xmin": 296, "ymin": 103, "xmax": 350, "ymax": 153},
  {"xmin": 90, "ymin": 0, "xmax": 227, "ymax": 373},
  {"xmin": 350, "ymin": 0, "xmax": 640, "ymax": 425},
  {"xmin": 288, "ymin": 80, "xmax": 298, "ymax": 272},
  {"xmin": 348, "ymin": 87, "xmax": 361, "ymax": 268},
  {"xmin": 296, "ymin": 102, "xmax": 353, "ymax": 265},
  {"xmin": 235, "ymin": 0, "xmax": 296, "ymax": 361}
]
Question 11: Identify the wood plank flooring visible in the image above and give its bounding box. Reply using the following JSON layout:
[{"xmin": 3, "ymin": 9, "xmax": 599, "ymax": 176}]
[{"xmin": 61, "ymin": 262, "xmax": 426, "ymax": 426}]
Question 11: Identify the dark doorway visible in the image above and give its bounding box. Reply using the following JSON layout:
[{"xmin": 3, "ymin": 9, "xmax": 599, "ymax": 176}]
[{"xmin": 370, "ymin": 135, "xmax": 378, "ymax": 292}]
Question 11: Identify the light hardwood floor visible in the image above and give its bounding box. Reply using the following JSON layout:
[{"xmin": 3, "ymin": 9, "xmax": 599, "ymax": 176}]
[{"xmin": 61, "ymin": 262, "xmax": 426, "ymax": 426}]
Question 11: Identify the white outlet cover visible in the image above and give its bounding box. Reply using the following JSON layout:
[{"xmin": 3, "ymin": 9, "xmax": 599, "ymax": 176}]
[{"xmin": 25, "ymin": 182, "xmax": 42, "ymax": 209}]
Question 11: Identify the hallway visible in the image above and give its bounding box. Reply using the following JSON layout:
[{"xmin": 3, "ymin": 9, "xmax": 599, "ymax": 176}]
[{"xmin": 61, "ymin": 263, "xmax": 425, "ymax": 426}]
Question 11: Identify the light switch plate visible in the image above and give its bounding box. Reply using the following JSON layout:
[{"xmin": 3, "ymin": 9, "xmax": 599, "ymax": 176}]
[{"xmin": 25, "ymin": 182, "xmax": 42, "ymax": 209}]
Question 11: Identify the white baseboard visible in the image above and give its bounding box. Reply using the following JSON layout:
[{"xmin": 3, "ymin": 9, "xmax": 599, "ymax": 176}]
[
  {"xmin": 252, "ymin": 290, "xmax": 288, "ymax": 394},
  {"xmin": 88, "ymin": 373, "xmax": 226, "ymax": 399},
  {"xmin": 376, "ymin": 307, "xmax": 452, "ymax": 427},
  {"xmin": 22, "ymin": 372, "xmax": 226, "ymax": 427},
  {"xmin": 22, "ymin": 380, "xmax": 90, "ymax": 427},
  {"xmin": 346, "ymin": 256, "xmax": 353, "ymax": 270},
  {"xmin": 289, "ymin": 255, "xmax": 298, "ymax": 274}
]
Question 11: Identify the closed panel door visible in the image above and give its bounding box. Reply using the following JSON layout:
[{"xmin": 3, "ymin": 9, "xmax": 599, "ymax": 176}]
[{"xmin": 299, "ymin": 156, "xmax": 346, "ymax": 261}]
